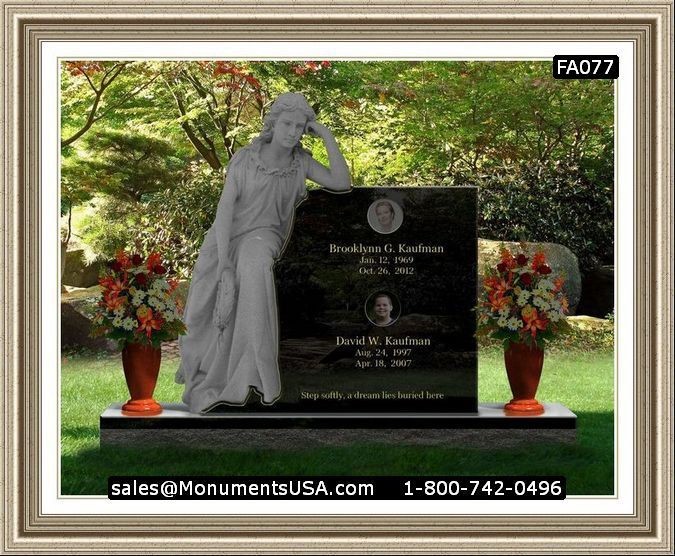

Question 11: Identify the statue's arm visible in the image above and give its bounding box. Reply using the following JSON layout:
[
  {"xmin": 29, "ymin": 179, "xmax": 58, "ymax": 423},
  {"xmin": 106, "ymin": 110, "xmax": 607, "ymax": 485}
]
[
  {"xmin": 305, "ymin": 122, "xmax": 352, "ymax": 192},
  {"xmin": 214, "ymin": 162, "xmax": 239, "ymax": 275}
]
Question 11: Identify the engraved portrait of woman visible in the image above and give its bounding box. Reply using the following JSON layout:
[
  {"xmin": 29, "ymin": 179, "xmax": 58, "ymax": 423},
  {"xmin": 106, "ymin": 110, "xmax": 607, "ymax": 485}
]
[
  {"xmin": 176, "ymin": 93, "xmax": 351, "ymax": 412},
  {"xmin": 367, "ymin": 199, "xmax": 403, "ymax": 234}
]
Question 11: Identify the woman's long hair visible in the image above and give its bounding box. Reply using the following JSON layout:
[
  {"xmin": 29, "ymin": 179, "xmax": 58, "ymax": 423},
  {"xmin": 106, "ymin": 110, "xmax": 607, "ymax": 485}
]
[{"xmin": 254, "ymin": 93, "xmax": 316, "ymax": 145}]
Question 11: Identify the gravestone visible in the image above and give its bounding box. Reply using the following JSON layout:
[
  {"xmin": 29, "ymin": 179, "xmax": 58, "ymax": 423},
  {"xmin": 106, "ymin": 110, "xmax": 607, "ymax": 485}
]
[
  {"xmin": 229, "ymin": 187, "xmax": 478, "ymax": 413},
  {"xmin": 101, "ymin": 186, "xmax": 578, "ymax": 445}
]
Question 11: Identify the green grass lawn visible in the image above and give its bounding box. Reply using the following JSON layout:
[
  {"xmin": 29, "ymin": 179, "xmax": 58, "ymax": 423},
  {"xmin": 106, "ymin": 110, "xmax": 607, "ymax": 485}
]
[{"xmin": 61, "ymin": 348, "xmax": 614, "ymax": 495}]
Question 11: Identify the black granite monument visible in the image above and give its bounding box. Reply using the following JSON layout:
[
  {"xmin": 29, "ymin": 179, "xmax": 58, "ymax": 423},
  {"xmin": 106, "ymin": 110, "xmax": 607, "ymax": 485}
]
[
  {"xmin": 101, "ymin": 186, "xmax": 578, "ymax": 443},
  {"xmin": 270, "ymin": 187, "xmax": 478, "ymax": 413}
]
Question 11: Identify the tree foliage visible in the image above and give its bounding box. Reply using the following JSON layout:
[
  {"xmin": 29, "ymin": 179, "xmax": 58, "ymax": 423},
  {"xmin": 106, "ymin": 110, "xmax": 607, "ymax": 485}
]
[
  {"xmin": 161, "ymin": 61, "xmax": 270, "ymax": 169},
  {"xmin": 63, "ymin": 129, "xmax": 184, "ymax": 207},
  {"xmin": 60, "ymin": 60, "xmax": 614, "ymax": 274},
  {"xmin": 135, "ymin": 163, "xmax": 223, "ymax": 278}
]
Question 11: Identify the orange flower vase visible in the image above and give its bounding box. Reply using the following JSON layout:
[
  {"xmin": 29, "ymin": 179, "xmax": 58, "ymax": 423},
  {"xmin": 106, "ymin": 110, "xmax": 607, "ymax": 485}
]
[
  {"xmin": 504, "ymin": 341, "xmax": 545, "ymax": 415},
  {"xmin": 121, "ymin": 342, "xmax": 162, "ymax": 416}
]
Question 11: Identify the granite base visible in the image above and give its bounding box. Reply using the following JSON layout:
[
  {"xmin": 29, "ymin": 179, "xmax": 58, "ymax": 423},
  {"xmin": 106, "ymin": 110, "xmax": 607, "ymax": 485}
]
[{"xmin": 100, "ymin": 403, "xmax": 576, "ymax": 449}]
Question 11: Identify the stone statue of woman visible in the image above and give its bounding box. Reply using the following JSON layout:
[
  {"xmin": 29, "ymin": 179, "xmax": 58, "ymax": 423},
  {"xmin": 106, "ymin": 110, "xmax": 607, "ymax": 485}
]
[{"xmin": 176, "ymin": 93, "xmax": 351, "ymax": 413}]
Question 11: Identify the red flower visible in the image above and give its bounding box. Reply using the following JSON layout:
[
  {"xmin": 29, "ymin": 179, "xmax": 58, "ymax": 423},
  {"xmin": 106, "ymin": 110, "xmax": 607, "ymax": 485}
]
[
  {"xmin": 520, "ymin": 273, "xmax": 533, "ymax": 286},
  {"xmin": 135, "ymin": 273, "xmax": 148, "ymax": 286},
  {"xmin": 109, "ymin": 260, "xmax": 122, "ymax": 272},
  {"xmin": 104, "ymin": 292, "xmax": 126, "ymax": 311},
  {"xmin": 531, "ymin": 252, "xmax": 546, "ymax": 271},
  {"xmin": 153, "ymin": 264, "xmax": 167, "ymax": 275},
  {"xmin": 488, "ymin": 290, "xmax": 510, "ymax": 311},
  {"xmin": 538, "ymin": 264, "xmax": 552, "ymax": 275},
  {"xmin": 131, "ymin": 254, "xmax": 143, "ymax": 266},
  {"xmin": 499, "ymin": 248, "xmax": 518, "ymax": 271},
  {"xmin": 136, "ymin": 308, "xmax": 163, "ymax": 339},
  {"xmin": 521, "ymin": 306, "xmax": 548, "ymax": 339},
  {"xmin": 100, "ymin": 276, "xmax": 127, "ymax": 295},
  {"xmin": 146, "ymin": 252, "xmax": 162, "ymax": 272},
  {"xmin": 483, "ymin": 276, "xmax": 500, "ymax": 291},
  {"xmin": 496, "ymin": 262, "xmax": 507, "ymax": 273},
  {"xmin": 115, "ymin": 249, "xmax": 132, "ymax": 270},
  {"xmin": 485, "ymin": 275, "xmax": 513, "ymax": 295},
  {"xmin": 516, "ymin": 254, "xmax": 528, "ymax": 266}
]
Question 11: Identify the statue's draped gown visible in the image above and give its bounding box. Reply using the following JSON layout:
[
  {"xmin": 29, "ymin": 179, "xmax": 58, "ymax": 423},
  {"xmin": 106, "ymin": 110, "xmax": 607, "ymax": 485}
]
[{"xmin": 176, "ymin": 142, "xmax": 310, "ymax": 412}]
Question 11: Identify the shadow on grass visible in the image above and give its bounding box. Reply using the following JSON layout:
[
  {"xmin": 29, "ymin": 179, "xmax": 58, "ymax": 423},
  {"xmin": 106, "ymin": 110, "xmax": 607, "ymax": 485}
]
[{"xmin": 61, "ymin": 411, "xmax": 613, "ymax": 496}]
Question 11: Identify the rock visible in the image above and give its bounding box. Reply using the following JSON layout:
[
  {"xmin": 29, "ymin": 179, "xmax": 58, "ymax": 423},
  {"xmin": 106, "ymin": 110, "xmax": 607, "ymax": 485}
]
[
  {"xmin": 62, "ymin": 249, "xmax": 104, "ymax": 288},
  {"xmin": 61, "ymin": 302, "xmax": 117, "ymax": 352},
  {"xmin": 576, "ymin": 265, "xmax": 614, "ymax": 317},
  {"xmin": 478, "ymin": 239, "xmax": 582, "ymax": 314},
  {"xmin": 62, "ymin": 285, "xmax": 103, "ymax": 320},
  {"xmin": 567, "ymin": 315, "xmax": 611, "ymax": 331}
]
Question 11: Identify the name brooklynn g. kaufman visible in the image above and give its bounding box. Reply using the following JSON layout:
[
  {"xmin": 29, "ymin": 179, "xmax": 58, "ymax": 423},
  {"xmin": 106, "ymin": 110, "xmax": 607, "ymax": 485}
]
[{"xmin": 329, "ymin": 243, "xmax": 444, "ymax": 254}]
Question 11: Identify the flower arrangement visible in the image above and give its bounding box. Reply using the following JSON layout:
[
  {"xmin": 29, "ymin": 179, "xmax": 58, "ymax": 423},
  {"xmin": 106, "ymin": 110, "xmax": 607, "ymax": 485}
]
[
  {"xmin": 91, "ymin": 250, "xmax": 187, "ymax": 348},
  {"xmin": 477, "ymin": 248, "xmax": 570, "ymax": 349}
]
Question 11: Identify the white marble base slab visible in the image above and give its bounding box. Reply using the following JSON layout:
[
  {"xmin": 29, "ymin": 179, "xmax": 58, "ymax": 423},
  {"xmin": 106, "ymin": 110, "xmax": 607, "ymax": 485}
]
[{"xmin": 100, "ymin": 402, "xmax": 576, "ymax": 448}]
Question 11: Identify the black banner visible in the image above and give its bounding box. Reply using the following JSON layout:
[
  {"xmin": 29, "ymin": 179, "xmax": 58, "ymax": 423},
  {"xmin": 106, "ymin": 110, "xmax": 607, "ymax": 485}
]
[
  {"xmin": 109, "ymin": 475, "xmax": 566, "ymax": 500},
  {"xmin": 552, "ymin": 55, "xmax": 619, "ymax": 79}
]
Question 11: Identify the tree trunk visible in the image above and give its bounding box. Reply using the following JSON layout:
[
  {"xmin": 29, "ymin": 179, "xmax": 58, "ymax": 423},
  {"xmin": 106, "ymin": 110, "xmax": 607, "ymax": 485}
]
[
  {"xmin": 61, "ymin": 240, "xmax": 68, "ymax": 293},
  {"xmin": 61, "ymin": 203, "xmax": 72, "ymax": 293}
]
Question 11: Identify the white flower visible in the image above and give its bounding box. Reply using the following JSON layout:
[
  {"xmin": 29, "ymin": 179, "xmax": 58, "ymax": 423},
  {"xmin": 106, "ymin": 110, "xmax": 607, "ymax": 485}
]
[
  {"xmin": 497, "ymin": 316, "xmax": 509, "ymax": 328},
  {"xmin": 517, "ymin": 290, "xmax": 531, "ymax": 306},
  {"xmin": 498, "ymin": 306, "xmax": 510, "ymax": 318},
  {"xmin": 112, "ymin": 316, "xmax": 124, "ymax": 328},
  {"xmin": 506, "ymin": 317, "xmax": 521, "ymax": 331},
  {"xmin": 122, "ymin": 317, "xmax": 137, "ymax": 331},
  {"xmin": 131, "ymin": 290, "xmax": 146, "ymax": 306},
  {"xmin": 538, "ymin": 278, "xmax": 554, "ymax": 291},
  {"xmin": 147, "ymin": 296, "xmax": 166, "ymax": 311},
  {"xmin": 163, "ymin": 310, "xmax": 176, "ymax": 322},
  {"xmin": 148, "ymin": 280, "xmax": 168, "ymax": 296},
  {"xmin": 155, "ymin": 279, "xmax": 169, "ymax": 291},
  {"xmin": 532, "ymin": 287, "xmax": 552, "ymax": 300},
  {"xmin": 533, "ymin": 296, "xmax": 550, "ymax": 311},
  {"xmin": 113, "ymin": 307, "xmax": 125, "ymax": 318},
  {"xmin": 550, "ymin": 311, "xmax": 561, "ymax": 322}
]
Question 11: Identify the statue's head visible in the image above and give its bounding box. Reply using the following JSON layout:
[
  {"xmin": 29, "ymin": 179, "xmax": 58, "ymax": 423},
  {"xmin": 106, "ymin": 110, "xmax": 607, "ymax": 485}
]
[{"xmin": 258, "ymin": 93, "xmax": 316, "ymax": 143}]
